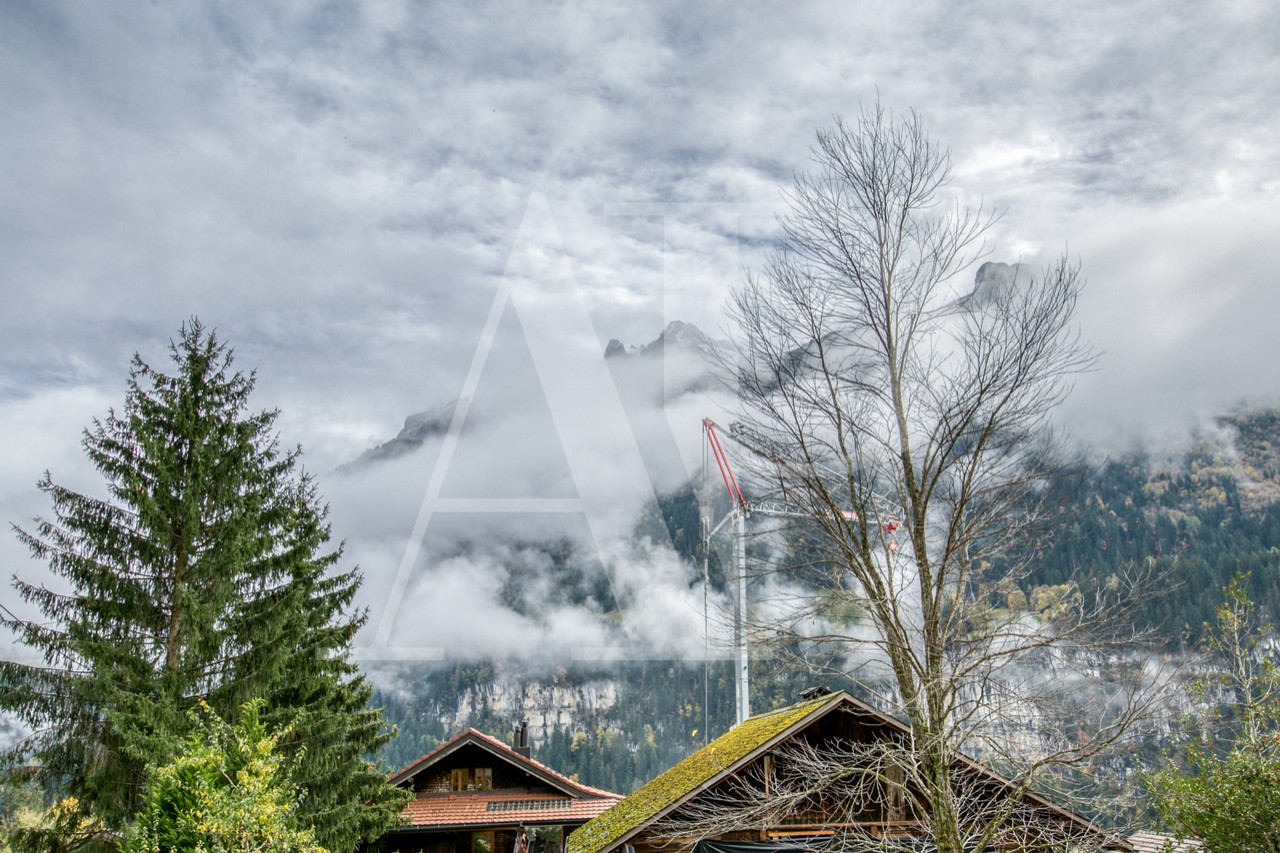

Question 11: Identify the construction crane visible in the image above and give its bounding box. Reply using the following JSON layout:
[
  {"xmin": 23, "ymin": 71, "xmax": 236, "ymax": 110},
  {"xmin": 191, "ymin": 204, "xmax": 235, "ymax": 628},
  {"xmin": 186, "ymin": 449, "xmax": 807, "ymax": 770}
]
[
  {"xmin": 700, "ymin": 418, "xmax": 903, "ymax": 731},
  {"xmin": 701, "ymin": 418, "xmax": 808, "ymax": 728}
]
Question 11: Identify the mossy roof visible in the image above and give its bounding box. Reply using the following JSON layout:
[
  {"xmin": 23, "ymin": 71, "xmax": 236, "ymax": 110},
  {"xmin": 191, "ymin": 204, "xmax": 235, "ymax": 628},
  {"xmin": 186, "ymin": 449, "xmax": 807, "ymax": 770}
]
[
  {"xmin": 566, "ymin": 693, "xmax": 847, "ymax": 853},
  {"xmin": 566, "ymin": 691, "xmax": 1129, "ymax": 853}
]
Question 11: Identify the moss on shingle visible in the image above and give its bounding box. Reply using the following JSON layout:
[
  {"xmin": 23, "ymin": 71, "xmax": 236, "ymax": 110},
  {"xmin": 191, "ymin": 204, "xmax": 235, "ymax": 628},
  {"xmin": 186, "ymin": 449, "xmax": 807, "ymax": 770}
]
[{"xmin": 566, "ymin": 694, "xmax": 841, "ymax": 853}]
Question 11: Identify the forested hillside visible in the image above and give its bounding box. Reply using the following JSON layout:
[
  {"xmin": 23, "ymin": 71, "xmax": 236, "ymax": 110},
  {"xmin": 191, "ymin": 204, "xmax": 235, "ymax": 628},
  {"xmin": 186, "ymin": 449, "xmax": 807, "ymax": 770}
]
[
  {"xmin": 1023, "ymin": 411, "xmax": 1280, "ymax": 639},
  {"xmin": 374, "ymin": 661, "xmax": 738, "ymax": 794}
]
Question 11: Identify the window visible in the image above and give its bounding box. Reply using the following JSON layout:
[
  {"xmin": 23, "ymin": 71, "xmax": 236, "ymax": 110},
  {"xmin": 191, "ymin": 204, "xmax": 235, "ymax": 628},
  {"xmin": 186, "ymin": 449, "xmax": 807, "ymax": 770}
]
[
  {"xmin": 528, "ymin": 826, "xmax": 564, "ymax": 853},
  {"xmin": 451, "ymin": 767, "xmax": 492, "ymax": 791}
]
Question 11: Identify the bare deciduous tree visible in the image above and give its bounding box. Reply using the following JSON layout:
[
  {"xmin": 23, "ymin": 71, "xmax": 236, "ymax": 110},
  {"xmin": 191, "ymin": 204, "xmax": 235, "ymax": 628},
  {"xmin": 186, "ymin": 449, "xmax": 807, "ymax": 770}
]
[{"xmin": 702, "ymin": 105, "xmax": 1161, "ymax": 851}]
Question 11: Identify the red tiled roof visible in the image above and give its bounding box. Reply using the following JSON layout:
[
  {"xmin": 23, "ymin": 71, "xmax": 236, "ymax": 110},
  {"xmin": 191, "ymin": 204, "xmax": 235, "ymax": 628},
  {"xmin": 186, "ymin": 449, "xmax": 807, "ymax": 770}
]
[
  {"xmin": 403, "ymin": 791, "xmax": 620, "ymax": 830},
  {"xmin": 390, "ymin": 727, "xmax": 621, "ymax": 831}
]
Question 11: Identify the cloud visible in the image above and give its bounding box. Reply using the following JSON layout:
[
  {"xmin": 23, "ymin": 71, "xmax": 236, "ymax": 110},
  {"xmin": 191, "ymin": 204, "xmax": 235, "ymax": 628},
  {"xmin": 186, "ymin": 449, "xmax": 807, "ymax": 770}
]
[
  {"xmin": 318, "ymin": 241, "xmax": 738, "ymax": 663},
  {"xmin": 3, "ymin": 0, "xmax": 1280, "ymax": 668}
]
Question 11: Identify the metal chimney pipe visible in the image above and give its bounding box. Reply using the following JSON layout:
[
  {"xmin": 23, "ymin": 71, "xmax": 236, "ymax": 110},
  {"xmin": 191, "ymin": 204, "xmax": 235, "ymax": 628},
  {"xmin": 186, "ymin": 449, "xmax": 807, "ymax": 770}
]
[{"xmin": 515, "ymin": 719, "xmax": 531, "ymax": 758}]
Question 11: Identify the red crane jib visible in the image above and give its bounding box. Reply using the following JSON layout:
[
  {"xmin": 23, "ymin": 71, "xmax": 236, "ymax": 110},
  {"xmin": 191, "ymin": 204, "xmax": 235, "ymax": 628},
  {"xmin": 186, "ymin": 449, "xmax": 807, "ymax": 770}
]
[{"xmin": 703, "ymin": 419, "xmax": 746, "ymax": 509}]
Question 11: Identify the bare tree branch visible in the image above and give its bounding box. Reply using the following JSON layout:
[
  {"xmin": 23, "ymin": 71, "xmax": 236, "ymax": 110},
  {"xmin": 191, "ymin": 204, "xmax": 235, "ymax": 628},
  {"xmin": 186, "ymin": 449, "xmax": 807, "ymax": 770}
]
[{"xmin": 696, "ymin": 105, "xmax": 1167, "ymax": 852}]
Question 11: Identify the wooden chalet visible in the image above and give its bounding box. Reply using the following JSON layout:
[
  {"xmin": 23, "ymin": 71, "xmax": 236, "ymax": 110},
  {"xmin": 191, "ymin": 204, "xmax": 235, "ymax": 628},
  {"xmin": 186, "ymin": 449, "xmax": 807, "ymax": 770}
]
[
  {"xmin": 375, "ymin": 724, "xmax": 622, "ymax": 853},
  {"xmin": 567, "ymin": 691, "xmax": 1130, "ymax": 853}
]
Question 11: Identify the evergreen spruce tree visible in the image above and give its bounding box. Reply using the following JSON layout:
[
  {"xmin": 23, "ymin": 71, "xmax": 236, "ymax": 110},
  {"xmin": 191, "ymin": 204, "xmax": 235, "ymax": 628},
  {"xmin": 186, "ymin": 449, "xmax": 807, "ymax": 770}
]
[{"xmin": 1, "ymin": 319, "xmax": 406, "ymax": 851}]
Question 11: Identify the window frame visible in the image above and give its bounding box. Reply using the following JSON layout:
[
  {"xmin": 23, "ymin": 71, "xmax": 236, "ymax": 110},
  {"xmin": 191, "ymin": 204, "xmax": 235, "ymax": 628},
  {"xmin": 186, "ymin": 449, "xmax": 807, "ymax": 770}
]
[{"xmin": 472, "ymin": 830, "xmax": 495, "ymax": 853}]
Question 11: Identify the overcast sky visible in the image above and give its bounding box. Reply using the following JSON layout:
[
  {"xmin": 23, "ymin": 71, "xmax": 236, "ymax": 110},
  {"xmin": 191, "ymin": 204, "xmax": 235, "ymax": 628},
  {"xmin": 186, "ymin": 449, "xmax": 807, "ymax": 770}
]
[{"xmin": 3, "ymin": 1, "xmax": 1280, "ymax": 666}]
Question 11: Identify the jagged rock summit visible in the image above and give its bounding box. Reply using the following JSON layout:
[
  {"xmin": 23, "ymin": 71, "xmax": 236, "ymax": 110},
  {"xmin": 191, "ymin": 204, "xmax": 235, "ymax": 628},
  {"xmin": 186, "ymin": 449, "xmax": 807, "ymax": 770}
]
[
  {"xmin": 605, "ymin": 320, "xmax": 718, "ymax": 360},
  {"xmin": 336, "ymin": 399, "xmax": 457, "ymax": 474}
]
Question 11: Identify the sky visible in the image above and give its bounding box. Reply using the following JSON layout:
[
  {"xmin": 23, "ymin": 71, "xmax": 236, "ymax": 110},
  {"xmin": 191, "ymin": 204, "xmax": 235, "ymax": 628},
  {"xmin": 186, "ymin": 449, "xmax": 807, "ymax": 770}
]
[{"xmin": 2, "ymin": 0, "xmax": 1280, "ymax": 669}]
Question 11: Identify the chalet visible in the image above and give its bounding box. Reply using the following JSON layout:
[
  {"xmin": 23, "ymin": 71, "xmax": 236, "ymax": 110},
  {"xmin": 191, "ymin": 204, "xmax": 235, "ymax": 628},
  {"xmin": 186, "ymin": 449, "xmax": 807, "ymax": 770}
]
[
  {"xmin": 567, "ymin": 691, "xmax": 1130, "ymax": 853},
  {"xmin": 375, "ymin": 722, "xmax": 623, "ymax": 853}
]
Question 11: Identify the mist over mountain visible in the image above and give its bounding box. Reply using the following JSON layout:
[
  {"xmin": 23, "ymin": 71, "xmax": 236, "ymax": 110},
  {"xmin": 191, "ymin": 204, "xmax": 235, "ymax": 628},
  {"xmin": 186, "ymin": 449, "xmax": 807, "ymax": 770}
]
[
  {"xmin": 340, "ymin": 315, "xmax": 1280, "ymax": 666},
  {"xmin": 333, "ymin": 315, "xmax": 1280, "ymax": 811},
  {"xmin": 954, "ymin": 261, "xmax": 1029, "ymax": 311},
  {"xmin": 1022, "ymin": 407, "xmax": 1280, "ymax": 637},
  {"xmin": 337, "ymin": 400, "xmax": 459, "ymax": 474},
  {"xmin": 335, "ymin": 321, "xmax": 729, "ymax": 476},
  {"xmin": 605, "ymin": 320, "xmax": 727, "ymax": 362},
  {"xmin": 325, "ymin": 319, "xmax": 736, "ymax": 672},
  {"xmin": 364, "ymin": 406, "xmax": 1280, "ymax": 803}
]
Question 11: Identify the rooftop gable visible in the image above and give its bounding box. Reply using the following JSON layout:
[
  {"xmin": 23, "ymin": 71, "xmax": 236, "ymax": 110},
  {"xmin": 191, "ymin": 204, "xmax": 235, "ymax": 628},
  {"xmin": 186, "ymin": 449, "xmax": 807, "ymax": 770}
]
[
  {"xmin": 567, "ymin": 693, "xmax": 845, "ymax": 853},
  {"xmin": 567, "ymin": 692, "xmax": 1129, "ymax": 853},
  {"xmin": 390, "ymin": 727, "xmax": 617, "ymax": 801}
]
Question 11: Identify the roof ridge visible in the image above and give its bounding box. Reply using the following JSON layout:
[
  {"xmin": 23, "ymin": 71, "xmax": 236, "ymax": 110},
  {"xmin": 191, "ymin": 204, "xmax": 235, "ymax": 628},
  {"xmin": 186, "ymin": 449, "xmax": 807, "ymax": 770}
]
[
  {"xmin": 750, "ymin": 692, "xmax": 841, "ymax": 717},
  {"xmin": 388, "ymin": 726, "xmax": 620, "ymax": 801}
]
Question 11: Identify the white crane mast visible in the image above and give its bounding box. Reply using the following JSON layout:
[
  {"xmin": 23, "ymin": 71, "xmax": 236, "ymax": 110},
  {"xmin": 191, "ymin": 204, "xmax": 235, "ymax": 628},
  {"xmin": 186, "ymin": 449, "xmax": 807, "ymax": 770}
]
[{"xmin": 702, "ymin": 418, "xmax": 806, "ymax": 728}]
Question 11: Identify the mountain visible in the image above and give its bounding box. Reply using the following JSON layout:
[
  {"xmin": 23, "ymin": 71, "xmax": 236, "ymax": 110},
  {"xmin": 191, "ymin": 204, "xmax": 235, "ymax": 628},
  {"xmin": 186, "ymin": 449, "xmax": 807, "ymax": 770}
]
[
  {"xmin": 1016, "ymin": 408, "xmax": 1280, "ymax": 638},
  {"xmin": 604, "ymin": 320, "xmax": 730, "ymax": 403},
  {"xmin": 339, "ymin": 321, "xmax": 727, "ymax": 475},
  {"xmin": 372, "ymin": 658, "xmax": 748, "ymax": 794},
  {"xmin": 336, "ymin": 400, "xmax": 457, "ymax": 473},
  {"xmin": 604, "ymin": 320, "xmax": 724, "ymax": 361},
  {"xmin": 1217, "ymin": 408, "xmax": 1280, "ymax": 508},
  {"xmin": 344, "ymin": 329, "xmax": 1280, "ymax": 806}
]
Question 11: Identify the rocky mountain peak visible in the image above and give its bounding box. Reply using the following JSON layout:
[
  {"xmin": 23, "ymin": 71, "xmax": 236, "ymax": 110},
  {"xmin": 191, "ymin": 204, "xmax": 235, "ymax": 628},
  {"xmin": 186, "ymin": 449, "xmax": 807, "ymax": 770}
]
[
  {"xmin": 605, "ymin": 320, "xmax": 719, "ymax": 360},
  {"xmin": 335, "ymin": 399, "xmax": 458, "ymax": 474}
]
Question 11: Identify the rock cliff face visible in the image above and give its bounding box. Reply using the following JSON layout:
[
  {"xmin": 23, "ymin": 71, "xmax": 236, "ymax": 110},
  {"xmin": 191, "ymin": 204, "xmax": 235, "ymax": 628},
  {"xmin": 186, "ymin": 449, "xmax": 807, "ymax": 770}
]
[{"xmin": 450, "ymin": 673, "xmax": 619, "ymax": 743}]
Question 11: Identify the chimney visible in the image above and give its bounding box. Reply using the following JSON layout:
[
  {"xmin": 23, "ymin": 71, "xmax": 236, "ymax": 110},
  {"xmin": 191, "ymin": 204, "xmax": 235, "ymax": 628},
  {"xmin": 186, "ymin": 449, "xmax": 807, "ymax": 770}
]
[{"xmin": 514, "ymin": 719, "xmax": 531, "ymax": 759}]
